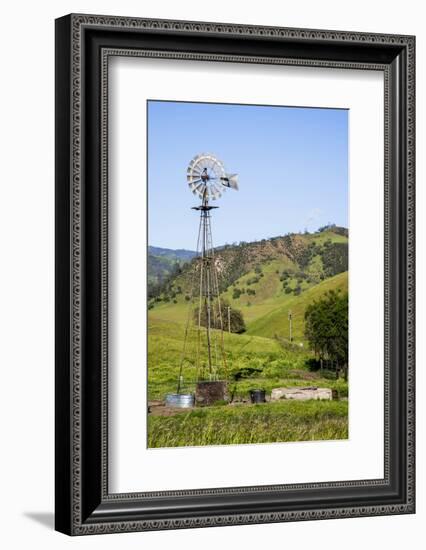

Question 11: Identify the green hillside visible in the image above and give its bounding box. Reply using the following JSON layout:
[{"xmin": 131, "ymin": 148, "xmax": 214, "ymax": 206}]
[
  {"xmin": 148, "ymin": 315, "xmax": 283, "ymax": 397},
  {"xmin": 149, "ymin": 227, "xmax": 348, "ymax": 313},
  {"xmin": 148, "ymin": 314, "xmax": 348, "ymax": 401},
  {"xmin": 149, "ymin": 269, "xmax": 347, "ymax": 344},
  {"xmin": 148, "ymin": 267, "xmax": 348, "ymax": 400},
  {"xmin": 247, "ymin": 271, "xmax": 348, "ymax": 340},
  {"xmin": 149, "ymin": 227, "xmax": 348, "ymax": 341},
  {"xmin": 147, "ymin": 227, "xmax": 349, "ymax": 447}
]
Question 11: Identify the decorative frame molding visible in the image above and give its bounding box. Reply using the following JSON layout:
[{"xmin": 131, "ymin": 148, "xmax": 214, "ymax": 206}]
[{"xmin": 55, "ymin": 14, "xmax": 415, "ymax": 535}]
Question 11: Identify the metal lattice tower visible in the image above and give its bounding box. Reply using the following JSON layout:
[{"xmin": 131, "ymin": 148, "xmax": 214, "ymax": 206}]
[{"xmin": 177, "ymin": 154, "xmax": 238, "ymax": 393}]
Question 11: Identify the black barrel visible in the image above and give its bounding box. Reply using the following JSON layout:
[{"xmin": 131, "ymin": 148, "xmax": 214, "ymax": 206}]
[{"xmin": 249, "ymin": 389, "xmax": 266, "ymax": 404}]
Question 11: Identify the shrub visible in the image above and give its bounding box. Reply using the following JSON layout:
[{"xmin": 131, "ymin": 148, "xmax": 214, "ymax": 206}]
[
  {"xmin": 232, "ymin": 288, "xmax": 242, "ymax": 300},
  {"xmin": 194, "ymin": 299, "xmax": 246, "ymax": 333},
  {"xmin": 321, "ymin": 242, "xmax": 348, "ymax": 277},
  {"xmin": 305, "ymin": 358, "xmax": 321, "ymax": 371}
]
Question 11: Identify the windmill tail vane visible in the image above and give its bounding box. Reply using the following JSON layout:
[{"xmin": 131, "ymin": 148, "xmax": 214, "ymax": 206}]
[
  {"xmin": 177, "ymin": 153, "xmax": 239, "ymax": 393},
  {"xmin": 221, "ymin": 174, "xmax": 239, "ymax": 190}
]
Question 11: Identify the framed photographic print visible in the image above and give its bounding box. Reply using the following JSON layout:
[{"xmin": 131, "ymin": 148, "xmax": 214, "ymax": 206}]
[{"xmin": 55, "ymin": 14, "xmax": 415, "ymax": 535}]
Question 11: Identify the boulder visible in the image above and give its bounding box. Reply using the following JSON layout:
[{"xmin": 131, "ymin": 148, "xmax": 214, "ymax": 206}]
[{"xmin": 271, "ymin": 386, "xmax": 333, "ymax": 401}]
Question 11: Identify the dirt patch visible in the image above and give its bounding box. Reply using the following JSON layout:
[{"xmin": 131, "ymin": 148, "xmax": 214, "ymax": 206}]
[{"xmin": 148, "ymin": 401, "xmax": 194, "ymax": 417}]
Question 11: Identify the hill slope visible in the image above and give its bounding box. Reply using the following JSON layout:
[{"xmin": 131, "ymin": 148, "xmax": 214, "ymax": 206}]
[
  {"xmin": 247, "ymin": 271, "xmax": 348, "ymax": 340},
  {"xmin": 149, "ymin": 226, "xmax": 348, "ymax": 310}
]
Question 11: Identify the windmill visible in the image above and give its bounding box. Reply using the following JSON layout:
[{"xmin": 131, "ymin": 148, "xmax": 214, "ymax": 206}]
[
  {"xmin": 166, "ymin": 153, "xmax": 238, "ymax": 408},
  {"xmin": 187, "ymin": 153, "xmax": 238, "ymax": 199}
]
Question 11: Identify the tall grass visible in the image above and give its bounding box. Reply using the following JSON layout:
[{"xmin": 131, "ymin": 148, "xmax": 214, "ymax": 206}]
[{"xmin": 148, "ymin": 400, "xmax": 348, "ymax": 448}]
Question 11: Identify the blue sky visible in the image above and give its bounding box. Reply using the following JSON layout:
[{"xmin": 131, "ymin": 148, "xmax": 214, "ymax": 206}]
[{"xmin": 148, "ymin": 100, "xmax": 348, "ymax": 250}]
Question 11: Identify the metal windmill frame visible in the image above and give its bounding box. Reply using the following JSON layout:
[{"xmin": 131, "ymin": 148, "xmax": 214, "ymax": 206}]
[{"xmin": 176, "ymin": 153, "xmax": 238, "ymax": 394}]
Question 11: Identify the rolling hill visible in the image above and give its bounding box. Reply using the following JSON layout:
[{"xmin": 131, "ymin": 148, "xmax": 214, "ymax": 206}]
[
  {"xmin": 147, "ymin": 226, "xmax": 349, "ymax": 446},
  {"xmin": 148, "ymin": 226, "xmax": 348, "ymax": 342},
  {"xmin": 247, "ymin": 271, "xmax": 348, "ymax": 340}
]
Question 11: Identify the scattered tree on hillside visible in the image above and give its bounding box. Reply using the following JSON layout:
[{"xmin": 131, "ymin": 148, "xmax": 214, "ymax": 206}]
[
  {"xmin": 232, "ymin": 288, "xmax": 242, "ymax": 300},
  {"xmin": 318, "ymin": 224, "xmax": 348, "ymax": 238},
  {"xmin": 304, "ymin": 290, "xmax": 348, "ymax": 380},
  {"xmin": 318, "ymin": 223, "xmax": 337, "ymax": 233},
  {"xmin": 194, "ymin": 299, "xmax": 246, "ymax": 334},
  {"xmin": 148, "ymin": 227, "xmax": 348, "ymax": 305},
  {"xmin": 321, "ymin": 242, "xmax": 348, "ymax": 277}
]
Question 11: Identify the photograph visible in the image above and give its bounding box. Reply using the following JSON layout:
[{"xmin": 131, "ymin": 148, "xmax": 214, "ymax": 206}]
[
  {"xmin": 52, "ymin": 10, "xmax": 415, "ymax": 538},
  {"xmin": 147, "ymin": 100, "xmax": 349, "ymax": 448}
]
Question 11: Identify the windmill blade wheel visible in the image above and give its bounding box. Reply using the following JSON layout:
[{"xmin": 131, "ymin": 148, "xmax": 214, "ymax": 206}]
[{"xmin": 186, "ymin": 153, "xmax": 238, "ymax": 201}]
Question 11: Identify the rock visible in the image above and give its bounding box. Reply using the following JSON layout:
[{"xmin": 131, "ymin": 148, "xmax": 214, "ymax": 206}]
[{"xmin": 271, "ymin": 387, "xmax": 333, "ymax": 401}]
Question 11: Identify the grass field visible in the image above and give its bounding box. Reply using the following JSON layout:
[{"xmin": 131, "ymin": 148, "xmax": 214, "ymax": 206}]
[
  {"xmin": 147, "ymin": 312, "xmax": 349, "ymax": 448},
  {"xmin": 148, "ymin": 400, "xmax": 348, "ymax": 448},
  {"xmin": 147, "ymin": 256, "xmax": 349, "ymax": 448},
  {"xmin": 148, "ymin": 314, "xmax": 348, "ymax": 395},
  {"xmin": 247, "ymin": 272, "xmax": 348, "ymax": 339}
]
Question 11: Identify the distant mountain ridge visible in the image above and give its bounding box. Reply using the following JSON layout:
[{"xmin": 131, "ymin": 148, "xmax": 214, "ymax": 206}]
[
  {"xmin": 148, "ymin": 246, "xmax": 196, "ymax": 288},
  {"xmin": 148, "ymin": 246, "xmax": 196, "ymax": 261}
]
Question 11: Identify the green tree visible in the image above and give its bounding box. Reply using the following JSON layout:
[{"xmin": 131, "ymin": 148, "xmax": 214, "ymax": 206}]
[
  {"xmin": 232, "ymin": 288, "xmax": 242, "ymax": 300},
  {"xmin": 294, "ymin": 285, "xmax": 302, "ymax": 296},
  {"xmin": 304, "ymin": 290, "xmax": 348, "ymax": 380}
]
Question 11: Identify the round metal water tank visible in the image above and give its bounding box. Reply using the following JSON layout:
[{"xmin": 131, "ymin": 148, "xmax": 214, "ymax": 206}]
[{"xmin": 165, "ymin": 393, "xmax": 195, "ymax": 408}]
